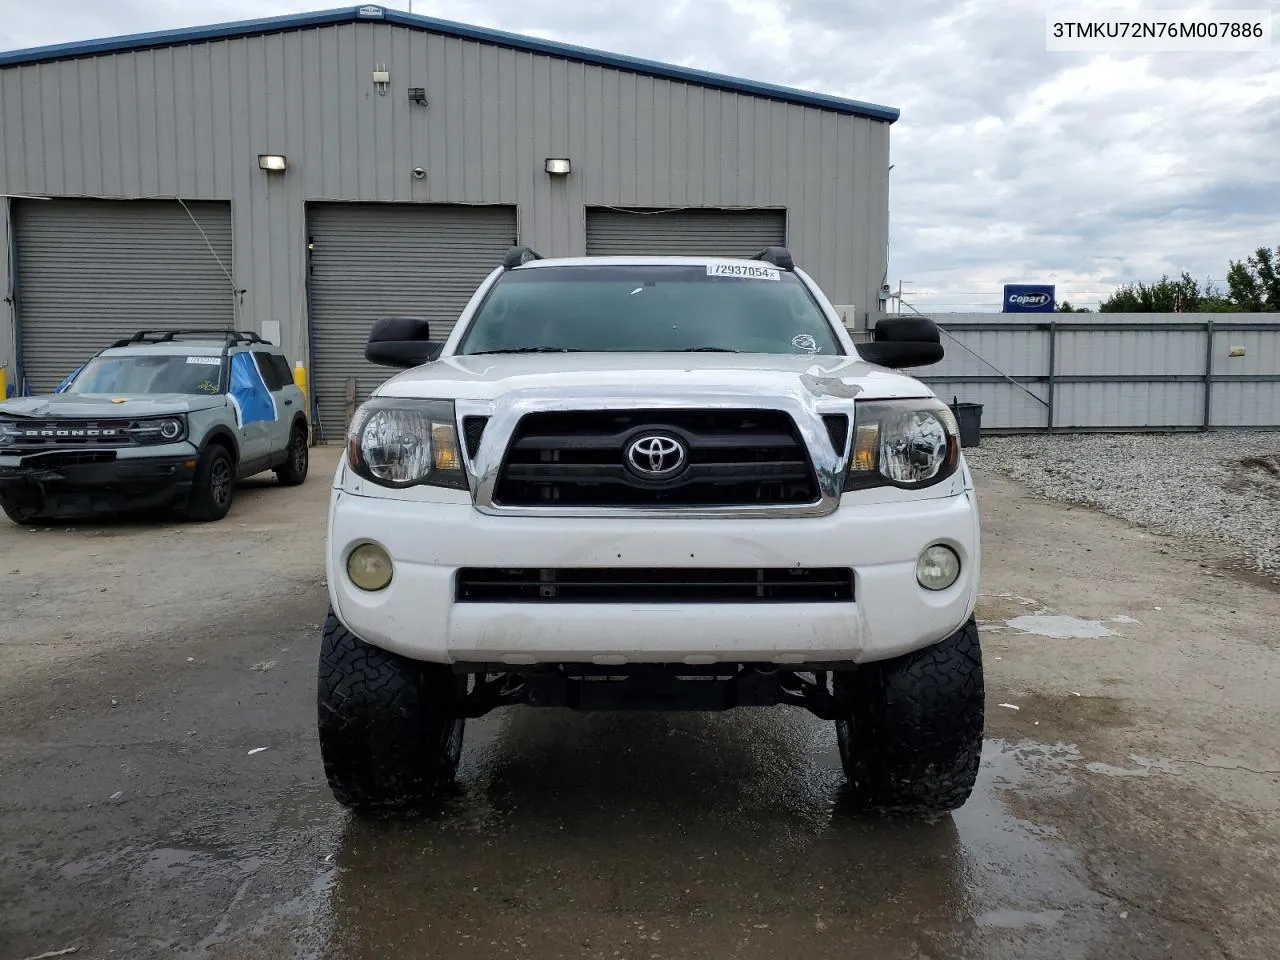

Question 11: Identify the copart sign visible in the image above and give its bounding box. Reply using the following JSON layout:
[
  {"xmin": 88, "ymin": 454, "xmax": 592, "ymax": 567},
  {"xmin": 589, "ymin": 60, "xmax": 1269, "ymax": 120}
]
[{"xmin": 1002, "ymin": 284, "xmax": 1056, "ymax": 313}]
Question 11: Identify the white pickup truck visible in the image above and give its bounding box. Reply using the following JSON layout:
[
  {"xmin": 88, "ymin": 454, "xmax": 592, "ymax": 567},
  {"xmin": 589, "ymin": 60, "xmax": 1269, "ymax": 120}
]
[{"xmin": 318, "ymin": 246, "xmax": 983, "ymax": 815}]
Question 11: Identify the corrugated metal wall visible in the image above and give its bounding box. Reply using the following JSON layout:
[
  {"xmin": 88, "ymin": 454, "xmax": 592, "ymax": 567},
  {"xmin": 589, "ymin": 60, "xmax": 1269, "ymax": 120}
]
[
  {"xmin": 13, "ymin": 199, "xmax": 235, "ymax": 392},
  {"xmin": 584, "ymin": 208, "xmax": 786, "ymax": 257},
  {"xmin": 914, "ymin": 313, "xmax": 1280, "ymax": 431},
  {"xmin": 0, "ymin": 21, "xmax": 891, "ymax": 375},
  {"xmin": 307, "ymin": 202, "xmax": 517, "ymax": 435},
  {"xmin": 0, "ymin": 199, "xmax": 11, "ymax": 392}
]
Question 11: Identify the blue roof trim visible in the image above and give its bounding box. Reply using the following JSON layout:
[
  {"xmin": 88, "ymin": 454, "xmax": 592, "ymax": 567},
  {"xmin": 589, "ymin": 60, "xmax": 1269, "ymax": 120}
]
[{"xmin": 0, "ymin": 5, "xmax": 900, "ymax": 123}]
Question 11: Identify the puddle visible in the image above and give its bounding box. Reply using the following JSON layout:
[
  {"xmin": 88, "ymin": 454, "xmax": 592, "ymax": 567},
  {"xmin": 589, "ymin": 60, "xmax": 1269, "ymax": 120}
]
[
  {"xmin": 307, "ymin": 723, "xmax": 1110, "ymax": 959},
  {"xmin": 979, "ymin": 597, "xmax": 1143, "ymax": 638},
  {"xmin": 33, "ymin": 717, "xmax": 1214, "ymax": 959},
  {"xmin": 1005, "ymin": 615, "xmax": 1118, "ymax": 639}
]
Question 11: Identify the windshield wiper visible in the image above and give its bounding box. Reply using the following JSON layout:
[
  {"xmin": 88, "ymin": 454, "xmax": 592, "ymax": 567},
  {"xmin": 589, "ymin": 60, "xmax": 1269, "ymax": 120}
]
[
  {"xmin": 668, "ymin": 347, "xmax": 742, "ymax": 353},
  {"xmin": 468, "ymin": 347, "xmax": 586, "ymax": 355}
]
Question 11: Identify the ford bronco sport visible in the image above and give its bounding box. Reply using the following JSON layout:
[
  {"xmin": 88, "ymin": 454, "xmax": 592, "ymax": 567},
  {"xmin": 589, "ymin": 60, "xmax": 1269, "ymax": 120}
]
[
  {"xmin": 319, "ymin": 247, "xmax": 983, "ymax": 814},
  {"xmin": 0, "ymin": 329, "xmax": 309, "ymax": 523}
]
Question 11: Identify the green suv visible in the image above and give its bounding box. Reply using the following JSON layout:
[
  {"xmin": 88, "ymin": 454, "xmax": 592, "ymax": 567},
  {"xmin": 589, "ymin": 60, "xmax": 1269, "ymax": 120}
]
[{"xmin": 0, "ymin": 329, "xmax": 309, "ymax": 523}]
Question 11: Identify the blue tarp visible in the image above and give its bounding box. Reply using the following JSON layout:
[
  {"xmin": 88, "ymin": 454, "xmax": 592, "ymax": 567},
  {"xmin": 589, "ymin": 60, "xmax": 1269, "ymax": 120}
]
[
  {"xmin": 54, "ymin": 367, "xmax": 84, "ymax": 394},
  {"xmin": 228, "ymin": 353, "xmax": 277, "ymax": 427}
]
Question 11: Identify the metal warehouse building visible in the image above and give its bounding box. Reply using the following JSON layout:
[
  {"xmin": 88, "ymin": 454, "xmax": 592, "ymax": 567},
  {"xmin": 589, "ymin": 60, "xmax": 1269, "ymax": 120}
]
[{"xmin": 0, "ymin": 3, "xmax": 897, "ymax": 435}]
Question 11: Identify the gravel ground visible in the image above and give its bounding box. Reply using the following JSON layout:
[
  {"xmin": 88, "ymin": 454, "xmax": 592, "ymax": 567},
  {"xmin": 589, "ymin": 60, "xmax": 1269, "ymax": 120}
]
[{"xmin": 965, "ymin": 431, "xmax": 1280, "ymax": 574}]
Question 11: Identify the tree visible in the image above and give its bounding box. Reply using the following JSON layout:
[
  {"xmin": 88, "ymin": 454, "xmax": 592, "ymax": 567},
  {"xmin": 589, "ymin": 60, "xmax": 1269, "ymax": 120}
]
[
  {"xmin": 1226, "ymin": 246, "xmax": 1280, "ymax": 311},
  {"xmin": 1100, "ymin": 272, "xmax": 1198, "ymax": 312},
  {"xmin": 1098, "ymin": 272, "xmax": 1235, "ymax": 313},
  {"xmin": 1057, "ymin": 300, "xmax": 1091, "ymax": 312},
  {"xmin": 1096, "ymin": 243, "xmax": 1277, "ymax": 313}
]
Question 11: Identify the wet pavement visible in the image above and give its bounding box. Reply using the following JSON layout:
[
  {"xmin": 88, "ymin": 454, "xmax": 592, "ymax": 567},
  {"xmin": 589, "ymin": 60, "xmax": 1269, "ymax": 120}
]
[
  {"xmin": 1, "ymin": 456, "xmax": 1277, "ymax": 959},
  {"xmin": 0, "ymin": 591, "xmax": 1234, "ymax": 960}
]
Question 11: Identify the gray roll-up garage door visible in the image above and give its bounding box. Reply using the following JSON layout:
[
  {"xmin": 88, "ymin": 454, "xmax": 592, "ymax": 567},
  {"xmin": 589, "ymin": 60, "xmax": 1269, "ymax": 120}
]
[
  {"xmin": 13, "ymin": 199, "xmax": 234, "ymax": 393},
  {"xmin": 585, "ymin": 207, "xmax": 787, "ymax": 258},
  {"xmin": 307, "ymin": 202, "xmax": 518, "ymax": 438}
]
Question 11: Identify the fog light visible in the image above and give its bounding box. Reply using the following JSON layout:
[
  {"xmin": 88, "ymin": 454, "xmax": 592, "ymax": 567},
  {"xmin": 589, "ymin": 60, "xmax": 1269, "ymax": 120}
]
[
  {"xmin": 347, "ymin": 542, "xmax": 393, "ymax": 592},
  {"xmin": 916, "ymin": 544, "xmax": 960, "ymax": 591}
]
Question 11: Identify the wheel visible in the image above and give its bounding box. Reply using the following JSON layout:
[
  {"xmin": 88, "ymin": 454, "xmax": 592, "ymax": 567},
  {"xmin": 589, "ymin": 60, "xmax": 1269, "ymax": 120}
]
[
  {"xmin": 2, "ymin": 502, "xmax": 40, "ymax": 525},
  {"xmin": 317, "ymin": 610, "xmax": 465, "ymax": 812},
  {"xmin": 186, "ymin": 443, "xmax": 235, "ymax": 522},
  {"xmin": 275, "ymin": 425, "xmax": 309, "ymax": 486},
  {"xmin": 834, "ymin": 617, "xmax": 984, "ymax": 813}
]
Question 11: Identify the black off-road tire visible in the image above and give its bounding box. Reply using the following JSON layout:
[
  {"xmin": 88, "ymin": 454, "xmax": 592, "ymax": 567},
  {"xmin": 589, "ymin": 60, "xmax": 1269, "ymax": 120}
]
[
  {"xmin": 317, "ymin": 611, "xmax": 465, "ymax": 813},
  {"xmin": 275, "ymin": 425, "xmax": 309, "ymax": 487},
  {"xmin": 1, "ymin": 502, "xmax": 40, "ymax": 525},
  {"xmin": 185, "ymin": 443, "xmax": 235, "ymax": 522},
  {"xmin": 834, "ymin": 618, "xmax": 984, "ymax": 813}
]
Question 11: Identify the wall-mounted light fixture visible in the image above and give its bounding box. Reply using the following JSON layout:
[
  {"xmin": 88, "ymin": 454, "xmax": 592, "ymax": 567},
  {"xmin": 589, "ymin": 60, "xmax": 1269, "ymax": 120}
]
[
  {"xmin": 544, "ymin": 158, "xmax": 571, "ymax": 176},
  {"xmin": 258, "ymin": 154, "xmax": 288, "ymax": 172},
  {"xmin": 373, "ymin": 65, "xmax": 390, "ymax": 96}
]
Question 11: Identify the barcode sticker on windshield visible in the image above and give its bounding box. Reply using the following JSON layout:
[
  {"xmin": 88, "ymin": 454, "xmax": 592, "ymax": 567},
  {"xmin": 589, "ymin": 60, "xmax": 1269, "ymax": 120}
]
[
  {"xmin": 186, "ymin": 356, "xmax": 222, "ymax": 365},
  {"xmin": 706, "ymin": 262, "xmax": 780, "ymax": 281}
]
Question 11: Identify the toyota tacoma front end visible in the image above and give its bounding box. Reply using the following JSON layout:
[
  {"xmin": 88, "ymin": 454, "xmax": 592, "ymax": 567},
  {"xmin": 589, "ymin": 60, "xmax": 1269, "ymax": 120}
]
[{"xmin": 318, "ymin": 248, "xmax": 984, "ymax": 815}]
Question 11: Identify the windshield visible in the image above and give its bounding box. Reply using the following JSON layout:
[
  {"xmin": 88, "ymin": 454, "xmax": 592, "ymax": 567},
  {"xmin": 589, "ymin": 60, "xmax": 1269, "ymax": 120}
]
[
  {"xmin": 456, "ymin": 264, "xmax": 844, "ymax": 356},
  {"xmin": 67, "ymin": 355, "xmax": 225, "ymax": 396}
]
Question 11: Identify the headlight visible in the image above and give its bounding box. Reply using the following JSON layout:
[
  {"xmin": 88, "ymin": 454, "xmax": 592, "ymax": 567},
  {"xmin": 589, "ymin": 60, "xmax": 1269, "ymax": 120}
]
[
  {"xmin": 844, "ymin": 398, "xmax": 960, "ymax": 491},
  {"xmin": 347, "ymin": 399, "xmax": 466, "ymax": 490},
  {"xmin": 131, "ymin": 416, "xmax": 188, "ymax": 444},
  {"xmin": 0, "ymin": 420, "xmax": 17, "ymax": 446}
]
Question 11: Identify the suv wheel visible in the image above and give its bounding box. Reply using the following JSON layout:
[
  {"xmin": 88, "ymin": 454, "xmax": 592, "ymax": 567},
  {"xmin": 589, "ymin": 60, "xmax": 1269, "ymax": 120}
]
[
  {"xmin": 275, "ymin": 425, "xmax": 309, "ymax": 487},
  {"xmin": 317, "ymin": 611, "xmax": 465, "ymax": 812},
  {"xmin": 186, "ymin": 444, "xmax": 235, "ymax": 522},
  {"xmin": 2, "ymin": 502, "xmax": 39, "ymax": 525},
  {"xmin": 834, "ymin": 618, "xmax": 984, "ymax": 813}
]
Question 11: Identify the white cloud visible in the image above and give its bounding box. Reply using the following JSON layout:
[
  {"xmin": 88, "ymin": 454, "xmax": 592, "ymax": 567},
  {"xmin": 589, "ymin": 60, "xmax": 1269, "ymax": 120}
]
[{"xmin": 1, "ymin": 0, "xmax": 1276, "ymax": 311}]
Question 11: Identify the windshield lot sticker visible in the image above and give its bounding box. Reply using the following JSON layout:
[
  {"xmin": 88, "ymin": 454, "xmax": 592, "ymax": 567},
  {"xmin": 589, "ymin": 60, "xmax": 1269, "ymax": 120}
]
[
  {"xmin": 186, "ymin": 356, "xmax": 222, "ymax": 365},
  {"xmin": 791, "ymin": 334, "xmax": 819, "ymax": 353},
  {"xmin": 705, "ymin": 263, "xmax": 780, "ymax": 281}
]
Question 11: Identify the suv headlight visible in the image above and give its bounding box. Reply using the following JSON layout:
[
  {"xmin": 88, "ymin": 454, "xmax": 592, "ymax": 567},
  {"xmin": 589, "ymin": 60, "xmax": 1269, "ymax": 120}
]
[
  {"xmin": 0, "ymin": 419, "xmax": 18, "ymax": 447},
  {"xmin": 131, "ymin": 415, "xmax": 188, "ymax": 444},
  {"xmin": 844, "ymin": 398, "xmax": 960, "ymax": 491},
  {"xmin": 347, "ymin": 399, "xmax": 466, "ymax": 490}
]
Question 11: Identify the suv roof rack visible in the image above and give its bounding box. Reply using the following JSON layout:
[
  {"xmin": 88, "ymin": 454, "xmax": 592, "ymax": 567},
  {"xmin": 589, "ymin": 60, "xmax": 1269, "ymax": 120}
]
[
  {"xmin": 109, "ymin": 329, "xmax": 268, "ymax": 348},
  {"xmin": 752, "ymin": 246, "xmax": 795, "ymax": 271},
  {"xmin": 502, "ymin": 246, "xmax": 543, "ymax": 270}
]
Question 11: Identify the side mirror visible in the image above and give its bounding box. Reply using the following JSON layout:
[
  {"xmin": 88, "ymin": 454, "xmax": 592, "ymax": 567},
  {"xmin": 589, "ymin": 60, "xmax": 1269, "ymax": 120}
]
[
  {"xmin": 856, "ymin": 316, "xmax": 944, "ymax": 369},
  {"xmin": 365, "ymin": 316, "xmax": 444, "ymax": 368}
]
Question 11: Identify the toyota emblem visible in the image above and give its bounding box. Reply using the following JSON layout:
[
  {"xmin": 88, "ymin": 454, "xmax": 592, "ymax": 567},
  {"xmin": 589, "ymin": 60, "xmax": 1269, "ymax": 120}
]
[{"xmin": 626, "ymin": 433, "xmax": 687, "ymax": 479}]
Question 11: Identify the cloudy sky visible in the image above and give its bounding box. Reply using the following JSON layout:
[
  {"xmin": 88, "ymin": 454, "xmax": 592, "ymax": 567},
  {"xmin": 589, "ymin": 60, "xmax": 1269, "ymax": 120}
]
[{"xmin": 2, "ymin": 0, "xmax": 1277, "ymax": 311}]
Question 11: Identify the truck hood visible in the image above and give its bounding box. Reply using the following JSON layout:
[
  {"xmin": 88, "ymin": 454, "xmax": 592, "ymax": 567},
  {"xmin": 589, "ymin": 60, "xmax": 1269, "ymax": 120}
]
[
  {"xmin": 375, "ymin": 353, "xmax": 936, "ymax": 403},
  {"xmin": 0, "ymin": 393, "xmax": 229, "ymax": 418}
]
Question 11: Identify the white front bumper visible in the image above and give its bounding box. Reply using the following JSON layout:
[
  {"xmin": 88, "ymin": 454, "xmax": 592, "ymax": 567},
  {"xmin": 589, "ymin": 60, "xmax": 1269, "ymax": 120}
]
[{"xmin": 326, "ymin": 487, "xmax": 981, "ymax": 667}]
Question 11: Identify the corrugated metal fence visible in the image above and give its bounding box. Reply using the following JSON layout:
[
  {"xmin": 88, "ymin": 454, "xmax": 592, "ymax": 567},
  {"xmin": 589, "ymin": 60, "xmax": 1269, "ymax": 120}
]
[{"xmin": 899, "ymin": 313, "xmax": 1280, "ymax": 432}]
